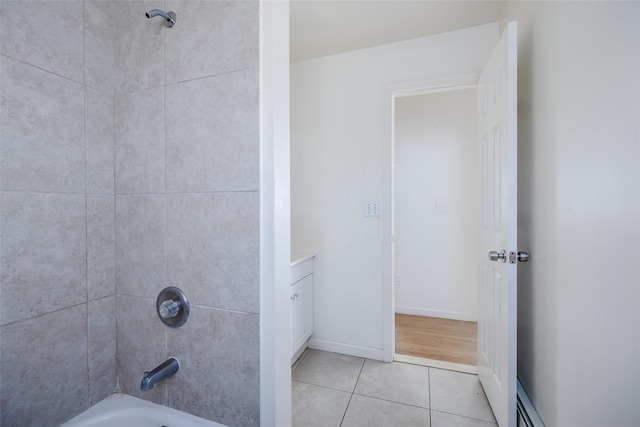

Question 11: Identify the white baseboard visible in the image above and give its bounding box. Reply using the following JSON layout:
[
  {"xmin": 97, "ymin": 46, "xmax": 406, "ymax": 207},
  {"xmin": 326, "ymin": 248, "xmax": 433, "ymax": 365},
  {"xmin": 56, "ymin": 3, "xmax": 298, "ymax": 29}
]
[
  {"xmin": 395, "ymin": 306, "xmax": 477, "ymax": 322},
  {"xmin": 307, "ymin": 339, "xmax": 385, "ymax": 361}
]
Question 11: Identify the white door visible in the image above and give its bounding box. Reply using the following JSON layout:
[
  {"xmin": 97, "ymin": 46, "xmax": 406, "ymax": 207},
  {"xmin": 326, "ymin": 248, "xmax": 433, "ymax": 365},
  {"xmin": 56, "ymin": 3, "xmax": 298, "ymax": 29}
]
[{"xmin": 477, "ymin": 22, "xmax": 518, "ymax": 427}]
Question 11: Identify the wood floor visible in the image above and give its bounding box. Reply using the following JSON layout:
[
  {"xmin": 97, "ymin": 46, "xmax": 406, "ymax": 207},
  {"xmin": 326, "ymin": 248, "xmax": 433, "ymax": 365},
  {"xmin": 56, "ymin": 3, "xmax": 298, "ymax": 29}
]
[{"xmin": 395, "ymin": 314, "xmax": 477, "ymax": 366}]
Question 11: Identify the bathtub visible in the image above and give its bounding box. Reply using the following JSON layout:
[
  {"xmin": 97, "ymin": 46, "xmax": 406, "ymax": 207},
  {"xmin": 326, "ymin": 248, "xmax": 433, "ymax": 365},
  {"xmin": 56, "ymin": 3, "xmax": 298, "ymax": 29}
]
[{"xmin": 61, "ymin": 393, "xmax": 226, "ymax": 427}]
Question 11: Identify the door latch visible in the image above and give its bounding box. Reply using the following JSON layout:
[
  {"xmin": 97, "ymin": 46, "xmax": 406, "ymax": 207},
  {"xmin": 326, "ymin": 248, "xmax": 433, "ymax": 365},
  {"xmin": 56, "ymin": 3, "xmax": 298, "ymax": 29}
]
[{"xmin": 509, "ymin": 251, "xmax": 530, "ymax": 264}]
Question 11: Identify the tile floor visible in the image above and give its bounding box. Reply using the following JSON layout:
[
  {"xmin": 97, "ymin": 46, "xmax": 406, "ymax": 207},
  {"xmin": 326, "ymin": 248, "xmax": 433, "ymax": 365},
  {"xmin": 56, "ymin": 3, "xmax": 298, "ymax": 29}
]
[{"xmin": 292, "ymin": 349, "xmax": 497, "ymax": 427}]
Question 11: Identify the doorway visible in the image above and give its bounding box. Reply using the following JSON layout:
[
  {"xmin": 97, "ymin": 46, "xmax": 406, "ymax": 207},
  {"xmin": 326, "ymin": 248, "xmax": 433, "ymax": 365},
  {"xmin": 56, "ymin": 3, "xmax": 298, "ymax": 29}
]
[{"xmin": 391, "ymin": 86, "xmax": 480, "ymax": 370}]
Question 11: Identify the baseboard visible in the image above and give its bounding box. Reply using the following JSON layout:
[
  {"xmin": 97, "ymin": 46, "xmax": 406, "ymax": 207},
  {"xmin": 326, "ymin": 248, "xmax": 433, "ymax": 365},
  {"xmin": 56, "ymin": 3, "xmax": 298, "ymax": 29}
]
[
  {"xmin": 307, "ymin": 339, "xmax": 385, "ymax": 361},
  {"xmin": 517, "ymin": 379, "xmax": 545, "ymax": 427},
  {"xmin": 291, "ymin": 341, "xmax": 309, "ymax": 365},
  {"xmin": 395, "ymin": 306, "xmax": 477, "ymax": 322}
]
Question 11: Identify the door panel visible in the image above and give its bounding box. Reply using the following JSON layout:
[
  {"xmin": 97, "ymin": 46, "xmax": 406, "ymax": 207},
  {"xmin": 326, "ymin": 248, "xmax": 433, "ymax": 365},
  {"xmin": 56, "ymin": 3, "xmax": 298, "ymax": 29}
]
[{"xmin": 477, "ymin": 21, "xmax": 517, "ymax": 427}]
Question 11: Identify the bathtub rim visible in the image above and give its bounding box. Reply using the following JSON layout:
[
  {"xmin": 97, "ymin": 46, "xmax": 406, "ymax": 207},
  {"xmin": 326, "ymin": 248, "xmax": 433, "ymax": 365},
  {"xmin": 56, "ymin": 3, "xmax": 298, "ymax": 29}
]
[{"xmin": 60, "ymin": 392, "xmax": 226, "ymax": 427}]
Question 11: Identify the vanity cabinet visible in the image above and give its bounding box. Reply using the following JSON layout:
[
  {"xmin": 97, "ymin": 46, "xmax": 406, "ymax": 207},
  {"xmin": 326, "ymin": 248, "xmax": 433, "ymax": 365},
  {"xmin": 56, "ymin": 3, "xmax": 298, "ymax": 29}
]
[{"xmin": 291, "ymin": 256, "xmax": 314, "ymax": 362}]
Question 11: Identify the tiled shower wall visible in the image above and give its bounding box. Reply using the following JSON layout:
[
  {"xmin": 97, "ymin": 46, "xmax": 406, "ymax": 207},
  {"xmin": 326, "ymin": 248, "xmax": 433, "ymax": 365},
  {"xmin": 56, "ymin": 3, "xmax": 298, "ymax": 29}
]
[
  {"xmin": 112, "ymin": 1, "xmax": 260, "ymax": 425},
  {"xmin": 0, "ymin": 1, "xmax": 260, "ymax": 426},
  {"xmin": 0, "ymin": 1, "xmax": 117, "ymax": 425}
]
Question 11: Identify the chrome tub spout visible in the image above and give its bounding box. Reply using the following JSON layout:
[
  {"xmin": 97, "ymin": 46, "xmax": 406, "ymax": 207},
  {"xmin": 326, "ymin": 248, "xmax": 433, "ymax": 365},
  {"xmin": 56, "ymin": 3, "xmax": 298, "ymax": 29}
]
[{"xmin": 140, "ymin": 357, "xmax": 179, "ymax": 391}]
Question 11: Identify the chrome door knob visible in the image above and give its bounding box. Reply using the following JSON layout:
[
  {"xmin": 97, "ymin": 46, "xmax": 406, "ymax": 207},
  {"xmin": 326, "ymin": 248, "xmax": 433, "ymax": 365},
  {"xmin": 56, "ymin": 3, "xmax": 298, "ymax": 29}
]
[
  {"xmin": 516, "ymin": 251, "xmax": 530, "ymax": 262},
  {"xmin": 488, "ymin": 250, "xmax": 507, "ymax": 262}
]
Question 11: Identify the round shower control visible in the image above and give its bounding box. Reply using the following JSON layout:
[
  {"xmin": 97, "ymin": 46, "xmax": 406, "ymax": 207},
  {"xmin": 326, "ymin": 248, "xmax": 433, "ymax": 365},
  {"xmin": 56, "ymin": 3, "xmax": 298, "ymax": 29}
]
[{"xmin": 156, "ymin": 286, "xmax": 190, "ymax": 328}]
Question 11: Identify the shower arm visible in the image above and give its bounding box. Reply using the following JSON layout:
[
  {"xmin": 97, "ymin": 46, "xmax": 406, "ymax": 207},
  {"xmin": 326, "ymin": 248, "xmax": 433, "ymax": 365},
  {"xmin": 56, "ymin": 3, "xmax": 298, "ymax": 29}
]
[{"xmin": 146, "ymin": 9, "xmax": 176, "ymax": 27}]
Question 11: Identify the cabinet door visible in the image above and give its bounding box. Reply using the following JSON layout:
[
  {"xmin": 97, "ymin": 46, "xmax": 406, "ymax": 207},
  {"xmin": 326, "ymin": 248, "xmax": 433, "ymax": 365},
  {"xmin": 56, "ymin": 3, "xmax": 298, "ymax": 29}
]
[{"xmin": 292, "ymin": 274, "xmax": 314, "ymax": 355}]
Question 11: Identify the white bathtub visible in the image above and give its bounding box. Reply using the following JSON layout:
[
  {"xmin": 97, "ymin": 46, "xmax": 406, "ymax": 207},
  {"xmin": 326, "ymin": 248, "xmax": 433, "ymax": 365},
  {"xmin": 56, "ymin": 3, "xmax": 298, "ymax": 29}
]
[{"xmin": 61, "ymin": 393, "xmax": 226, "ymax": 427}]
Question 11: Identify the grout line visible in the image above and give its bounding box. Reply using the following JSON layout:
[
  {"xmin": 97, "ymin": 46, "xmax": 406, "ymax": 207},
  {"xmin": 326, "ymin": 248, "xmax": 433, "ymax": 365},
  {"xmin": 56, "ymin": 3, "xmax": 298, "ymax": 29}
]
[
  {"xmin": 354, "ymin": 357, "xmax": 366, "ymax": 393},
  {"xmin": 339, "ymin": 391, "xmax": 354, "ymax": 427},
  {"xmin": 0, "ymin": 52, "xmax": 86, "ymax": 87},
  {"xmin": 290, "ymin": 380, "xmax": 352, "ymax": 395},
  {"xmin": 350, "ymin": 392, "xmax": 430, "ymax": 411},
  {"xmin": 430, "ymin": 409, "xmax": 498, "ymax": 425},
  {"xmin": 339, "ymin": 357, "xmax": 367, "ymax": 427},
  {"xmin": 82, "ymin": 0, "xmax": 90, "ymax": 402}
]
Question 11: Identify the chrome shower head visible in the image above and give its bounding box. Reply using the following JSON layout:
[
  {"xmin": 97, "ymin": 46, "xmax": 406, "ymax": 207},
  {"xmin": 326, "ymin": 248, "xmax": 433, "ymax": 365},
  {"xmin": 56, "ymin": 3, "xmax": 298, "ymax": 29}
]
[{"xmin": 146, "ymin": 9, "xmax": 176, "ymax": 27}]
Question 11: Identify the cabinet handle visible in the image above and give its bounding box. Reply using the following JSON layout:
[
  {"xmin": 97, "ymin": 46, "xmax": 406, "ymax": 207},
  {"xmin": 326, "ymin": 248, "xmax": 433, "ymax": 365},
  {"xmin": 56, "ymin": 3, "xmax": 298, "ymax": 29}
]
[{"xmin": 290, "ymin": 293, "xmax": 299, "ymax": 301}]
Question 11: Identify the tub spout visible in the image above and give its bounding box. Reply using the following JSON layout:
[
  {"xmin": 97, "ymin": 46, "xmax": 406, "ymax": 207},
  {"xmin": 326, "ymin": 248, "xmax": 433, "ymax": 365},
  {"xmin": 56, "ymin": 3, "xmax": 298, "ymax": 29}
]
[{"xmin": 140, "ymin": 357, "xmax": 179, "ymax": 391}]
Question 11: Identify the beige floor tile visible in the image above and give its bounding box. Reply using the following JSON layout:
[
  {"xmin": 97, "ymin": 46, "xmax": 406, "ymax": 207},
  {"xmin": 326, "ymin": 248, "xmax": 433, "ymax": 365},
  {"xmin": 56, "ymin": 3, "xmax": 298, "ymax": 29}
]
[
  {"xmin": 431, "ymin": 410, "xmax": 498, "ymax": 427},
  {"xmin": 292, "ymin": 347, "xmax": 312, "ymax": 374},
  {"xmin": 292, "ymin": 381, "xmax": 351, "ymax": 427},
  {"xmin": 429, "ymin": 368, "xmax": 496, "ymax": 423},
  {"xmin": 355, "ymin": 359, "xmax": 430, "ymax": 408},
  {"xmin": 292, "ymin": 349, "xmax": 365, "ymax": 392},
  {"xmin": 341, "ymin": 394, "xmax": 430, "ymax": 427}
]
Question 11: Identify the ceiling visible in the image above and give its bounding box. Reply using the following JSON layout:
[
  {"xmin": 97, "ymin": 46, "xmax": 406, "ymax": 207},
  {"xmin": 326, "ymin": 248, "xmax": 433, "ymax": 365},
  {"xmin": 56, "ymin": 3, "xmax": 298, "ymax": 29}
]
[{"xmin": 290, "ymin": 1, "xmax": 505, "ymax": 62}]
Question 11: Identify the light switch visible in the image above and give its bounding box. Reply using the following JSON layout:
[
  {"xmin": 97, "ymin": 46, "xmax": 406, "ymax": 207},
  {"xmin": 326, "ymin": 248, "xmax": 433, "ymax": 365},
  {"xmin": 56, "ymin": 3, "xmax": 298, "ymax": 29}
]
[{"xmin": 365, "ymin": 202, "xmax": 380, "ymax": 217}]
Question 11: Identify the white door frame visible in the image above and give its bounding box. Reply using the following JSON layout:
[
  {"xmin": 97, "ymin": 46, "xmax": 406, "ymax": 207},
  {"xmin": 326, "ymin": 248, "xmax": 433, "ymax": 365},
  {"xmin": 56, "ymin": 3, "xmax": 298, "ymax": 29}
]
[{"xmin": 381, "ymin": 74, "xmax": 480, "ymax": 362}]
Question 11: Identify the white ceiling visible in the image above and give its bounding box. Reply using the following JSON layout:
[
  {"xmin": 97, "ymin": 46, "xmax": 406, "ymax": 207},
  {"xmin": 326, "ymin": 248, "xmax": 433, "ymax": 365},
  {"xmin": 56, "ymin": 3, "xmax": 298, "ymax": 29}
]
[{"xmin": 290, "ymin": 1, "xmax": 505, "ymax": 62}]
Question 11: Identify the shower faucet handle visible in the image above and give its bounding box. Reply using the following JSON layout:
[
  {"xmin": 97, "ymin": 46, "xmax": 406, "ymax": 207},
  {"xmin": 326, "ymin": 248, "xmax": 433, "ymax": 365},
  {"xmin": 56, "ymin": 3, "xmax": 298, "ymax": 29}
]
[
  {"xmin": 158, "ymin": 299, "xmax": 180, "ymax": 319},
  {"xmin": 156, "ymin": 286, "xmax": 190, "ymax": 328}
]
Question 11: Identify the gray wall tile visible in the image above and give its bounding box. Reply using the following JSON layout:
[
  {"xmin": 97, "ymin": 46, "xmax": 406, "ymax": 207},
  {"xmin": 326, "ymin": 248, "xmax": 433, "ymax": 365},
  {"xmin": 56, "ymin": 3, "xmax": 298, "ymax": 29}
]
[
  {"xmin": 88, "ymin": 296, "xmax": 117, "ymax": 405},
  {"xmin": 88, "ymin": 195, "xmax": 116, "ymax": 300},
  {"xmin": 87, "ymin": 88, "xmax": 115, "ymax": 194},
  {"xmin": 115, "ymin": 87, "xmax": 165, "ymax": 194},
  {"xmin": 167, "ymin": 306, "xmax": 260, "ymax": 426},
  {"xmin": 166, "ymin": 192, "xmax": 259, "ymax": 313},
  {"xmin": 1, "ymin": 57, "xmax": 86, "ymax": 193},
  {"xmin": 1, "ymin": 192, "xmax": 87, "ymax": 325},
  {"xmin": 164, "ymin": 1, "xmax": 258, "ymax": 84},
  {"xmin": 0, "ymin": 1, "xmax": 84, "ymax": 82},
  {"xmin": 0, "ymin": 3, "xmax": 263, "ymax": 425},
  {"xmin": 112, "ymin": 0, "xmax": 164, "ymax": 94},
  {"xmin": 85, "ymin": 1, "xmax": 115, "ymax": 93},
  {"xmin": 0, "ymin": 305, "xmax": 89, "ymax": 427},
  {"xmin": 117, "ymin": 295, "xmax": 167, "ymax": 404},
  {"xmin": 165, "ymin": 68, "xmax": 259, "ymax": 192},
  {"xmin": 116, "ymin": 194, "xmax": 166, "ymax": 298}
]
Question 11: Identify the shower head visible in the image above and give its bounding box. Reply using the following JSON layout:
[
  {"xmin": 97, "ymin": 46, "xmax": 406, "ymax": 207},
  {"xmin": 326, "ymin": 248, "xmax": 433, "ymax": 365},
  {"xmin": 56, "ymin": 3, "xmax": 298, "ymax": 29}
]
[{"xmin": 146, "ymin": 9, "xmax": 176, "ymax": 27}]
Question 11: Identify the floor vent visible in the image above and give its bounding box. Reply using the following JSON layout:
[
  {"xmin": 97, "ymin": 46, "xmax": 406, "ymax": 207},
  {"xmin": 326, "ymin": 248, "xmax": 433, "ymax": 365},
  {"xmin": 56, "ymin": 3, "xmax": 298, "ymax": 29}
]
[{"xmin": 517, "ymin": 379, "xmax": 545, "ymax": 427}]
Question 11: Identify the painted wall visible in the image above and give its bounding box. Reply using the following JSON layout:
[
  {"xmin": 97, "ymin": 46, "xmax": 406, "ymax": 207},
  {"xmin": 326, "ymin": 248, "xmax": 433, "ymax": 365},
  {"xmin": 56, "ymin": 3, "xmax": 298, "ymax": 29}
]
[
  {"xmin": 259, "ymin": 2, "xmax": 292, "ymax": 426},
  {"xmin": 394, "ymin": 89, "xmax": 479, "ymax": 321},
  {"xmin": 290, "ymin": 24, "xmax": 498, "ymax": 359},
  {"xmin": 500, "ymin": 2, "xmax": 640, "ymax": 426},
  {"xmin": 0, "ymin": 1, "xmax": 262, "ymax": 426}
]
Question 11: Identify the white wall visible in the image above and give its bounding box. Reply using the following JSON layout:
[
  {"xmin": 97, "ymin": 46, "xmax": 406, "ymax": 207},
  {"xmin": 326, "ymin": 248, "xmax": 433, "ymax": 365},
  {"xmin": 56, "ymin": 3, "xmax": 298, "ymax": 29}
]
[
  {"xmin": 259, "ymin": 2, "xmax": 291, "ymax": 426},
  {"xmin": 291, "ymin": 24, "xmax": 498, "ymax": 359},
  {"xmin": 500, "ymin": 2, "xmax": 640, "ymax": 426},
  {"xmin": 394, "ymin": 89, "xmax": 479, "ymax": 321}
]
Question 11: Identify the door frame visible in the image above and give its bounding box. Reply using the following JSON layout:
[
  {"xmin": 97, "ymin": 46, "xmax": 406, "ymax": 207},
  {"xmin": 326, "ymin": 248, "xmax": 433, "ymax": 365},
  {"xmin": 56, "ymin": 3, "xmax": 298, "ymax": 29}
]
[{"xmin": 381, "ymin": 74, "xmax": 481, "ymax": 362}]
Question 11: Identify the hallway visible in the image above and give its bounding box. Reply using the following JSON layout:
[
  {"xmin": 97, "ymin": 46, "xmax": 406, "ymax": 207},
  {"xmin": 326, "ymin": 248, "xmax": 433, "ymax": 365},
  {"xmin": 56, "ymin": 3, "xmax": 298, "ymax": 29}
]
[{"xmin": 395, "ymin": 314, "xmax": 477, "ymax": 366}]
